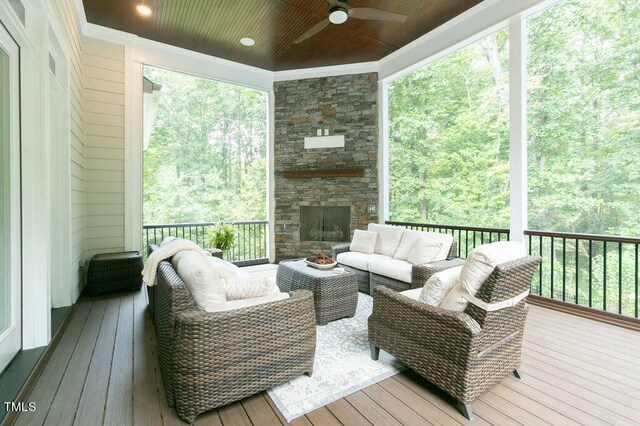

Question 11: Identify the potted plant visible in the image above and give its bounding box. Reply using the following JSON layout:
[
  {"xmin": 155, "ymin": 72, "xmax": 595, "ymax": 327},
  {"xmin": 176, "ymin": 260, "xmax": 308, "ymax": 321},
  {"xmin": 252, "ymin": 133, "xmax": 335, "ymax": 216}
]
[{"xmin": 204, "ymin": 223, "xmax": 236, "ymax": 257}]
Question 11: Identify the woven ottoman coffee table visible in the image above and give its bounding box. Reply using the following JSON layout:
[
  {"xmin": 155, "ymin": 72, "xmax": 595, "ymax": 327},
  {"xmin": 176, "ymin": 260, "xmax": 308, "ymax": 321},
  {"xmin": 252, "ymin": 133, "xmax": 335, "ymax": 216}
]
[{"xmin": 276, "ymin": 259, "xmax": 358, "ymax": 325}]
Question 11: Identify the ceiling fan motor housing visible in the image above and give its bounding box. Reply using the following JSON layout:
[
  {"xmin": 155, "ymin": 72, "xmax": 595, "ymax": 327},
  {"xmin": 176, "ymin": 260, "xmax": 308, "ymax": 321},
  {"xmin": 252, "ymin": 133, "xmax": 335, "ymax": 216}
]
[{"xmin": 329, "ymin": 6, "xmax": 349, "ymax": 24}]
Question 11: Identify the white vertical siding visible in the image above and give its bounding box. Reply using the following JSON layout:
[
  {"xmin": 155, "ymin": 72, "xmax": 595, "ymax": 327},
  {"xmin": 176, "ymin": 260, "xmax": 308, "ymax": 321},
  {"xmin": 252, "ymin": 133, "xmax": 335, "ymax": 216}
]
[{"xmin": 82, "ymin": 37, "xmax": 126, "ymax": 258}]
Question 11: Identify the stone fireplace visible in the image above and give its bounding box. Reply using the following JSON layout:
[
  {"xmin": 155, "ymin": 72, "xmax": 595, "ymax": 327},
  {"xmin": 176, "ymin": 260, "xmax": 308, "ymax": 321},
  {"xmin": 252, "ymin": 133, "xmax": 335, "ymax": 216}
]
[{"xmin": 273, "ymin": 72, "xmax": 378, "ymax": 260}]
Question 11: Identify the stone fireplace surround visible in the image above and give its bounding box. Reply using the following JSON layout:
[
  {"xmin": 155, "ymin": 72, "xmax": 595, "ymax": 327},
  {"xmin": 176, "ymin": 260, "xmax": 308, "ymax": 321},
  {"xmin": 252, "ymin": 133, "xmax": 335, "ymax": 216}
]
[{"xmin": 273, "ymin": 73, "xmax": 379, "ymax": 261}]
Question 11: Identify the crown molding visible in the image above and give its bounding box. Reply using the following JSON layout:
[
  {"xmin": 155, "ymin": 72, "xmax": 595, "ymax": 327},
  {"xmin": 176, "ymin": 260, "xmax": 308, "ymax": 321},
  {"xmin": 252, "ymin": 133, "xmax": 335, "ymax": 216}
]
[{"xmin": 273, "ymin": 61, "xmax": 379, "ymax": 82}]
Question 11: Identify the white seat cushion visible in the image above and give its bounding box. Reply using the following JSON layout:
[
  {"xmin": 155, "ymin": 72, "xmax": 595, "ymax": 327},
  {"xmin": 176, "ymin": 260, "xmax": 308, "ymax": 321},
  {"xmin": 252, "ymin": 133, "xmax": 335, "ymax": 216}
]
[
  {"xmin": 336, "ymin": 251, "xmax": 384, "ymax": 271},
  {"xmin": 208, "ymin": 292, "xmax": 290, "ymax": 312},
  {"xmin": 440, "ymin": 241, "xmax": 526, "ymax": 311},
  {"xmin": 350, "ymin": 229, "xmax": 378, "ymax": 254},
  {"xmin": 394, "ymin": 230, "xmax": 454, "ymax": 261},
  {"xmin": 368, "ymin": 257, "xmax": 413, "ymax": 283},
  {"xmin": 223, "ymin": 276, "xmax": 281, "ymax": 301},
  {"xmin": 367, "ymin": 223, "xmax": 405, "ymax": 257},
  {"xmin": 419, "ymin": 265, "xmax": 463, "ymax": 306},
  {"xmin": 400, "ymin": 288, "xmax": 422, "ymax": 301},
  {"xmin": 175, "ymin": 251, "xmax": 227, "ymax": 311}
]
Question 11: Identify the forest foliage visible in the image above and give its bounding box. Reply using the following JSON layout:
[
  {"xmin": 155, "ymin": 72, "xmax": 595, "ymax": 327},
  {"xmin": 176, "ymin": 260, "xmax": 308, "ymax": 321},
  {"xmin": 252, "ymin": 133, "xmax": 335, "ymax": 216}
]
[
  {"xmin": 143, "ymin": 66, "xmax": 267, "ymax": 225},
  {"xmin": 388, "ymin": 0, "xmax": 640, "ymax": 238}
]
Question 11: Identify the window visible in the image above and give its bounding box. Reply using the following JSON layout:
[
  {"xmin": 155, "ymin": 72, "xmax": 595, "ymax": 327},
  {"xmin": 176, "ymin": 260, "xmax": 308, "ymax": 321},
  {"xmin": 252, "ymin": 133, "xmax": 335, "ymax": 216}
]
[
  {"xmin": 142, "ymin": 66, "xmax": 268, "ymax": 224},
  {"xmin": 527, "ymin": 0, "xmax": 640, "ymax": 236},
  {"xmin": 527, "ymin": 0, "xmax": 640, "ymax": 313},
  {"xmin": 388, "ymin": 28, "xmax": 510, "ymax": 227}
]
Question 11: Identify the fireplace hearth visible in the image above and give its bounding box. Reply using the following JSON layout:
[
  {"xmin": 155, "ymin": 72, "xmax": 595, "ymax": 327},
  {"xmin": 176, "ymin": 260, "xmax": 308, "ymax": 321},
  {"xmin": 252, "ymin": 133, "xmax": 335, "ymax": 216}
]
[{"xmin": 300, "ymin": 206, "xmax": 350, "ymax": 242}]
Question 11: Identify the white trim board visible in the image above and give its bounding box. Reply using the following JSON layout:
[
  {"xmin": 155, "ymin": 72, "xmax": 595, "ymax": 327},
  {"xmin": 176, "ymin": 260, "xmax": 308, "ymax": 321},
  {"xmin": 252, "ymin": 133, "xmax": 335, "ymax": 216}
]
[{"xmin": 83, "ymin": 23, "xmax": 273, "ymax": 92}]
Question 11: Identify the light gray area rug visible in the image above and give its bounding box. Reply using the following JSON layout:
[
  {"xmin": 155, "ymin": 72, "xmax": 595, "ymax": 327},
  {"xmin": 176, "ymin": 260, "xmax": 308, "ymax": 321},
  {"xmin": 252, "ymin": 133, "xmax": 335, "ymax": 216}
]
[{"xmin": 267, "ymin": 292, "xmax": 405, "ymax": 422}]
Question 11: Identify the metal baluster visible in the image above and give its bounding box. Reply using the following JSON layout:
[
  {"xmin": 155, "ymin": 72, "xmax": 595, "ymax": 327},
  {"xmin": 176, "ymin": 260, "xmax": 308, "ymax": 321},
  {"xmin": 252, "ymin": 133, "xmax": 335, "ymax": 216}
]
[
  {"xmin": 481, "ymin": 232, "xmax": 484, "ymax": 245},
  {"xmin": 603, "ymin": 240, "xmax": 607, "ymax": 311},
  {"xmin": 575, "ymin": 239, "xmax": 579, "ymax": 305},
  {"xmin": 589, "ymin": 240, "xmax": 593, "ymax": 308},
  {"xmin": 539, "ymin": 235, "xmax": 543, "ymax": 295},
  {"xmin": 489, "ymin": 232, "xmax": 493, "ymax": 243},
  {"xmin": 562, "ymin": 238, "xmax": 566, "ymax": 301},
  {"xmin": 551, "ymin": 237, "xmax": 555, "ymax": 299},
  {"xmin": 635, "ymin": 244, "xmax": 638, "ymax": 318},
  {"xmin": 465, "ymin": 230, "xmax": 469, "ymax": 257},
  {"xmin": 153, "ymin": 229, "xmax": 157, "ymax": 246},
  {"xmin": 145, "ymin": 229, "xmax": 149, "ymax": 255},
  {"xmin": 618, "ymin": 242, "xmax": 622, "ymax": 315}
]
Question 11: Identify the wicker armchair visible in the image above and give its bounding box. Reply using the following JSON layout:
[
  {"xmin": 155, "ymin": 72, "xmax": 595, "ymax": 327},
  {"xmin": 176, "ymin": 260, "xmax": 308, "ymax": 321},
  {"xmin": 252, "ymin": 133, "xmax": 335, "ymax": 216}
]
[
  {"xmin": 152, "ymin": 259, "xmax": 316, "ymax": 422},
  {"xmin": 332, "ymin": 240, "xmax": 459, "ymax": 294},
  {"xmin": 368, "ymin": 255, "xmax": 541, "ymax": 420}
]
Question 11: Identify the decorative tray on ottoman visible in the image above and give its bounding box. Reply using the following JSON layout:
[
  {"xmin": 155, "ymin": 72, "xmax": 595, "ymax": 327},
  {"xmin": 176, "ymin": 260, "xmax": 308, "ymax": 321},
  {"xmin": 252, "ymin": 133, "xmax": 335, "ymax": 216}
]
[
  {"xmin": 305, "ymin": 252, "xmax": 337, "ymax": 269},
  {"xmin": 304, "ymin": 259, "xmax": 338, "ymax": 269}
]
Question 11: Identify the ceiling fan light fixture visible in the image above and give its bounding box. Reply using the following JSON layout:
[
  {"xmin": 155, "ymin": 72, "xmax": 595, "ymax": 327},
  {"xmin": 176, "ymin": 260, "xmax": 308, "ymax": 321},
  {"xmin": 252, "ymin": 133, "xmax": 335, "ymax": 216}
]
[
  {"xmin": 329, "ymin": 6, "xmax": 348, "ymax": 25},
  {"xmin": 136, "ymin": 4, "xmax": 152, "ymax": 16}
]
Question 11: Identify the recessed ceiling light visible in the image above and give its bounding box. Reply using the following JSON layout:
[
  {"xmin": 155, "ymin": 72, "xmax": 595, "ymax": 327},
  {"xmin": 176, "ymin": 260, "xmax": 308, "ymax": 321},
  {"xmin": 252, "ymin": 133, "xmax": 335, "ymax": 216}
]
[
  {"xmin": 240, "ymin": 37, "xmax": 255, "ymax": 47},
  {"xmin": 136, "ymin": 4, "xmax": 152, "ymax": 16}
]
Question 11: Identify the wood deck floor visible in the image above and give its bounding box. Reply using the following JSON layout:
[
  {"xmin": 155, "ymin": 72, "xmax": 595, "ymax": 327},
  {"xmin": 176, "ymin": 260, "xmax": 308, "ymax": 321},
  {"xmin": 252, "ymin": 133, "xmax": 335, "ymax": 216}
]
[{"xmin": 10, "ymin": 264, "xmax": 640, "ymax": 425}]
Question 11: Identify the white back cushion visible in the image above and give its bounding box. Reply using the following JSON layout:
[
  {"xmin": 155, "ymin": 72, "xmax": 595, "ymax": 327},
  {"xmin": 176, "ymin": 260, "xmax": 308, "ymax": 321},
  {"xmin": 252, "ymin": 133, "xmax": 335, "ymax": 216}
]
[
  {"xmin": 394, "ymin": 230, "xmax": 453, "ymax": 261},
  {"xmin": 350, "ymin": 230, "xmax": 378, "ymax": 254},
  {"xmin": 224, "ymin": 276, "xmax": 281, "ymax": 301},
  {"xmin": 367, "ymin": 224, "xmax": 404, "ymax": 257},
  {"xmin": 440, "ymin": 241, "xmax": 526, "ymax": 311},
  {"xmin": 419, "ymin": 266, "xmax": 462, "ymax": 306},
  {"xmin": 175, "ymin": 251, "xmax": 227, "ymax": 311},
  {"xmin": 407, "ymin": 238, "xmax": 443, "ymax": 265},
  {"xmin": 393, "ymin": 230, "xmax": 421, "ymax": 261},
  {"xmin": 206, "ymin": 256, "xmax": 242, "ymax": 279}
]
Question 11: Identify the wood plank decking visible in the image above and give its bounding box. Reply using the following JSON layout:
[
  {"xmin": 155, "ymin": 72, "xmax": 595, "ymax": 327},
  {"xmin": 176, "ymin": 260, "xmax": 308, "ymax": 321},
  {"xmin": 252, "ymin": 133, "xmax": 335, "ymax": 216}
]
[{"xmin": 10, "ymin": 264, "xmax": 640, "ymax": 425}]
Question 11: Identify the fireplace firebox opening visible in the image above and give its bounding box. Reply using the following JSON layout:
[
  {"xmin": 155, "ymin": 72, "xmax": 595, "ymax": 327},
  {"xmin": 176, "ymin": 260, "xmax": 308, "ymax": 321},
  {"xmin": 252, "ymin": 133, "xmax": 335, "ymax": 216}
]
[{"xmin": 300, "ymin": 206, "xmax": 350, "ymax": 242}]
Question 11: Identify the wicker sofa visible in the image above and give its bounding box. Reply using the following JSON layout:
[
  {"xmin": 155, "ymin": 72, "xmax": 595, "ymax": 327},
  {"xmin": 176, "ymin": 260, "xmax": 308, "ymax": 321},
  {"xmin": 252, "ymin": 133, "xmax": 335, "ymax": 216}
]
[
  {"xmin": 148, "ymin": 249, "xmax": 317, "ymax": 422},
  {"xmin": 332, "ymin": 225, "xmax": 458, "ymax": 294},
  {"xmin": 368, "ymin": 254, "xmax": 541, "ymax": 420}
]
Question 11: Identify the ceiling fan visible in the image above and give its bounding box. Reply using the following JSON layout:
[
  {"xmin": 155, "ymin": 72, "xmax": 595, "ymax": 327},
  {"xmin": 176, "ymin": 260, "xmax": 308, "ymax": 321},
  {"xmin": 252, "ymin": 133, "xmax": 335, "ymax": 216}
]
[{"xmin": 293, "ymin": 0, "xmax": 407, "ymax": 44}]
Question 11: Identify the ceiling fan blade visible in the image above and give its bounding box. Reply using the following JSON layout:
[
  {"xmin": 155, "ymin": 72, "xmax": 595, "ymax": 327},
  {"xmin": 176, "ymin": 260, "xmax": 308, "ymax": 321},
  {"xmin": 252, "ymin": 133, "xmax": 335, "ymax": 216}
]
[
  {"xmin": 349, "ymin": 7, "xmax": 407, "ymax": 22},
  {"xmin": 293, "ymin": 18, "xmax": 330, "ymax": 44}
]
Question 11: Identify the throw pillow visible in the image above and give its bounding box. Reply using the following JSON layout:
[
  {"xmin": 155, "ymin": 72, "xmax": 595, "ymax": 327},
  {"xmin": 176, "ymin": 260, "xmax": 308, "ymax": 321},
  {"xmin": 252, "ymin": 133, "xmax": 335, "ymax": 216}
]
[
  {"xmin": 439, "ymin": 241, "xmax": 526, "ymax": 311},
  {"xmin": 406, "ymin": 237, "xmax": 443, "ymax": 265},
  {"xmin": 175, "ymin": 251, "xmax": 227, "ymax": 312},
  {"xmin": 419, "ymin": 265, "xmax": 463, "ymax": 306},
  {"xmin": 350, "ymin": 229, "xmax": 378, "ymax": 254},
  {"xmin": 393, "ymin": 230, "xmax": 454, "ymax": 261},
  {"xmin": 224, "ymin": 276, "xmax": 281, "ymax": 301},
  {"xmin": 367, "ymin": 223, "xmax": 405, "ymax": 257}
]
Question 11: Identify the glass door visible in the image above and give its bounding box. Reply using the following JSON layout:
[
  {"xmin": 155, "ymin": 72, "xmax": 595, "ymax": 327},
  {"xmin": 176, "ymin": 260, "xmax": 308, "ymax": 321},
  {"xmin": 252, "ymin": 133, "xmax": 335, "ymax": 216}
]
[{"xmin": 0, "ymin": 22, "xmax": 21, "ymax": 373}]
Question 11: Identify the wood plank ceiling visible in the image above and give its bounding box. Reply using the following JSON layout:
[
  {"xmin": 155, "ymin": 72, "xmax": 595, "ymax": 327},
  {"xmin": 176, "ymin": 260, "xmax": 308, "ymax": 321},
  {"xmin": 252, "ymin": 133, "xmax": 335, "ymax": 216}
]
[{"xmin": 82, "ymin": 0, "xmax": 484, "ymax": 71}]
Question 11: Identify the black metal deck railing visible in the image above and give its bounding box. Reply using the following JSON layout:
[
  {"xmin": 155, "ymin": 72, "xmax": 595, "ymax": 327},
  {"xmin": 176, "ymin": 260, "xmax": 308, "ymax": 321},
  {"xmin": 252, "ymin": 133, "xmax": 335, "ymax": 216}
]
[
  {"xmin": 143, "ymin": 220, "xmax": 269, "ymax": 266},
  {"xmin": 387, "ymin": 221, "xmax": 640, "ymax": 319},
  {"xmin": 386, "ymin": 221, "xmax": 511, "ymax": 258},
  {"xmin": 525, "ymin": 230, "xmax": 640, "ymax": 318}
]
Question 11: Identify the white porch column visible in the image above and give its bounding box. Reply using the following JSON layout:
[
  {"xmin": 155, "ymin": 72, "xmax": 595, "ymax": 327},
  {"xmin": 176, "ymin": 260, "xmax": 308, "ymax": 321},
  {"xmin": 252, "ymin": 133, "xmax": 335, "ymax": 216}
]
[
  {"xmin": 378, "ymin": 80, "xmax": 389, "ymax": 223},
  {"xmin": 124, "ymin": 43, "xmax": 144, "ymax": 253},
  {"xmin": 267, "ymin": 90, "xmax": 276, "ymax": 262},
  {"xmin": 508, "ymin": 15, "xmax": 528, "ymax": 243}
]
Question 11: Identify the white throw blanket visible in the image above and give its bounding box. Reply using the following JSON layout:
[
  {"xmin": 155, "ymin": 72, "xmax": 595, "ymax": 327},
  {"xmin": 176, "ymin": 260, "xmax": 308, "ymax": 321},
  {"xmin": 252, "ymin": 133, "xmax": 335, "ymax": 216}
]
[{"xmin": 142, "ymin": 239, "xmax": 207, "ymax": 286}]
